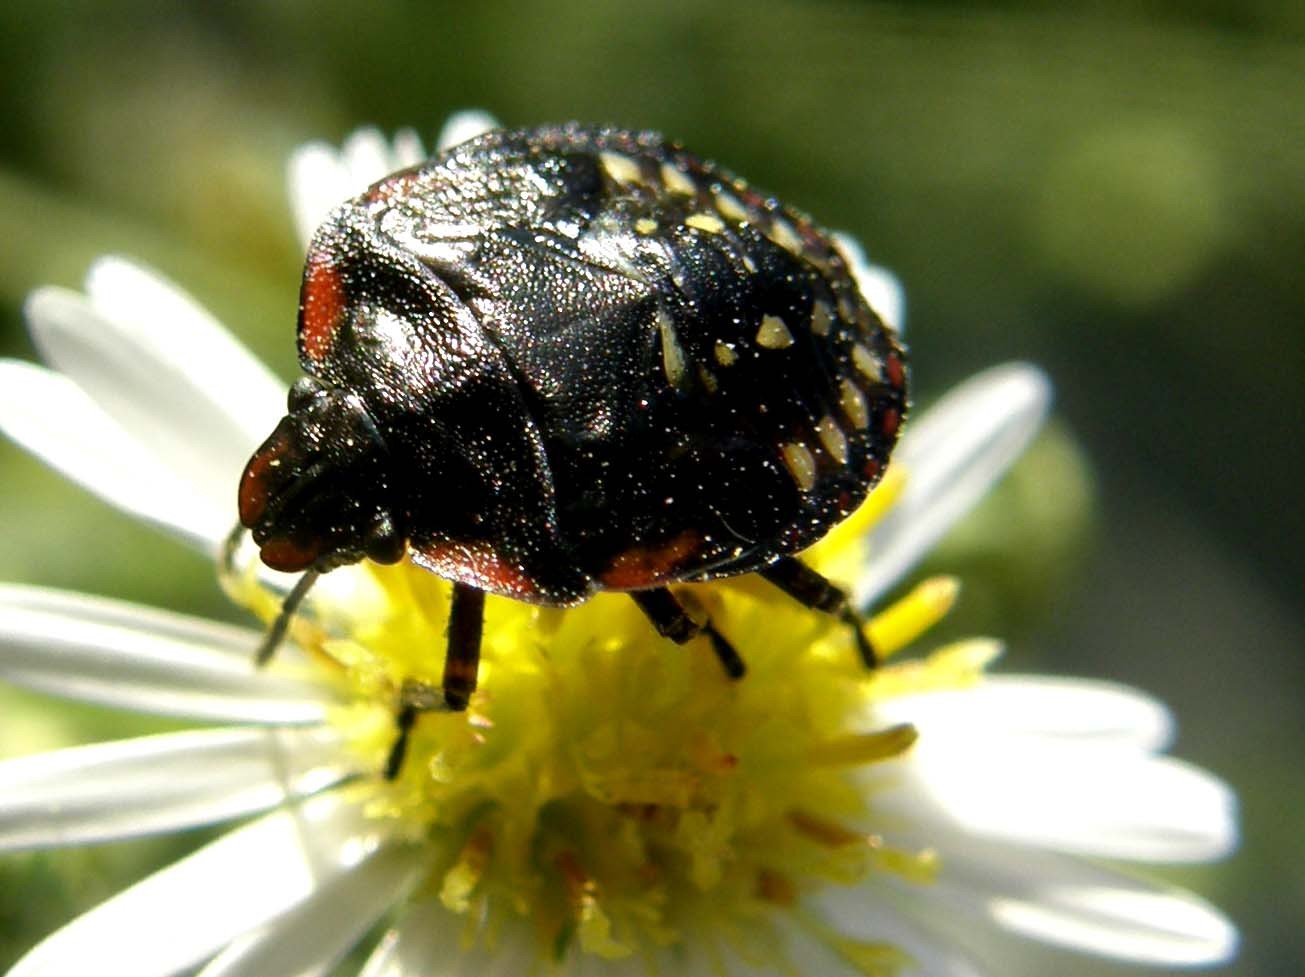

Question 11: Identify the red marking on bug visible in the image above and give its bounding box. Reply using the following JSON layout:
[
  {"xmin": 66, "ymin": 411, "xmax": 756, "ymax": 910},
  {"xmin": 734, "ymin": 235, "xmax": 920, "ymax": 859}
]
[
  {"xmin": 238, "ymin": 429, "xmax": 293, "ymax": 528},
  {"xmin": 862, "ymin": 458, "xmax": 882, "ymax": 481},
  {"xmin": 600, "ymin": 531, "xmax": 703, "ymax": 590},
  {"xmin": 299, "ymin": 254, "xmax": 346, "ymax": 364},
  {"xmin": 260, "ymin": 535, "xmax": 325, "ymax": 573},
  {"xmin": 880, "ymin": 408, "xmax": 901, "ymax": 438},
  {"xmin": 885, "ymin": 352, "xmax": 906, "ymax": 390},
  {"xmin": 411, "ymin": 540, "xmax": 543, "ymax": 601}
]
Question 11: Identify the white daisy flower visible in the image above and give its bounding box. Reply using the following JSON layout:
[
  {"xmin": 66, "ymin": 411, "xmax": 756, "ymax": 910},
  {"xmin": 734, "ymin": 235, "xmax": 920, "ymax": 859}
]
[{"xmin": 0, "ymin": 114, "xmax": 1237, "ymax": 977}]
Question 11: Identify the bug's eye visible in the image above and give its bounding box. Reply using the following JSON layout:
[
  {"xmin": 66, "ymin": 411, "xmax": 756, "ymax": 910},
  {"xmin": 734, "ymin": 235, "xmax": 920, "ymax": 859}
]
[
  {"xmin": 288, "ymin": 377, "xmax": 324, "ymax": 411},
  {"xmin": 365, "ymin": 514, "xmax": 405, "ymax": 564}
]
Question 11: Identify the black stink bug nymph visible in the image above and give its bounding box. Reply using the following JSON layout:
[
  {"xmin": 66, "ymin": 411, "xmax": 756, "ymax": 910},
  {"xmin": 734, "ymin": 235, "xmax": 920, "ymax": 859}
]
[{"xmin": 238, "ymin": 124, "xmax": 908, "ymax": 774}]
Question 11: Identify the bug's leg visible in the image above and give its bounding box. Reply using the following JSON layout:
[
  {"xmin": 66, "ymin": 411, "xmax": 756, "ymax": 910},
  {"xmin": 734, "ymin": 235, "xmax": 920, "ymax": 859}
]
[
  {"xmin": 630, "ymin": 587, "xmax": 746, "ymax": 679},
  {"xmin": 443, "ymin": 583, "xmax": 486, "ymax": 710},
  {"xmin": 254, "ymin": 570, "xmax": 320, "ymax": 666},
  {"xmin": 759, "ymin": 556, "xmax": 877, "ymax": 668},
  {"xmin": 385, "ymin": 702, "xmax": 418, "ymax": 780},
  {"xmin": 385, "ymin": 584, "xmax": 486, "ymax": 779}
]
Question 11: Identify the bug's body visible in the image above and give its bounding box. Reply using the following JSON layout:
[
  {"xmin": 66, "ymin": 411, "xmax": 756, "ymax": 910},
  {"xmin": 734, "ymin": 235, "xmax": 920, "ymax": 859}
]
[{"xmin": 240, "ymin": 125, "xmax": 907, "ymax": 749}]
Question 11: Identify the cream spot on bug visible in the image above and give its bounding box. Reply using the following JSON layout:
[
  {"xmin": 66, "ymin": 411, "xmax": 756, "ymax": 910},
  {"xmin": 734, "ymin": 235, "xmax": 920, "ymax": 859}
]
[
  {"xmin": 714, "ymin": 190, "xmax": 749, "ymax": 224},
  {"xmin": 780, "ymin": 441, "xmax": 818, "ymax": 492},
  {"xmin": 686, "ymin": 212, "xmax": 726, "ymax": 234},
  {"xmin": 766, "ymin": 217, "xmax": 805, "ymax": 257},
  {"xmin": 661, "ymin": 162, "xmax": 697, "ymax": 196},
  {"xmin": 811, "ymin": 300, "xmax": 834, "ymax": 337},
  {"xmin": 839, "ymin": 377, "xmax": 870, "ymax": 429},
  {"xmin": 714, "ymin": 340, "xmax": 738, "ymax": 366},
  {"xmin": 635, "ymin": 217, "xmax": 658, "ymax": 235},
  {"xmin": 838, "ymin": 292, "xmax": 861, "ymax": 325},
  {"xmin": 851, "ymin": 343, "xmax": 883, "ymax": 382},
  {"xmin": 756, "ymin": 314, "xmax": 795, "ymax": 350},
  {"xmin": 742, "ymin": 255, "xmax": 758, "ymax": 273},
  {"xmin": 600, "ymin": 151, "xmax": 643, "ymax": 186},
  {"xmin": 697, "ymin": 363, "xmax": 719, "ymax": 393},
  {"xmin": 657, "ymin": 308, "xmax": 689, "ymax": 390},
  {"xmin": 816, "ymin": 414, "xmax": 849, "ymax": 465}
]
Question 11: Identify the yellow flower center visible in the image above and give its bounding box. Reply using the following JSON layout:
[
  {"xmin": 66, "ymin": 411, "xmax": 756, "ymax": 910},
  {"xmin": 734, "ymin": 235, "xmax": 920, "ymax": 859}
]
[{"xmin": 223, "ymin": 469, "xmax": 998, "ymax": 972}]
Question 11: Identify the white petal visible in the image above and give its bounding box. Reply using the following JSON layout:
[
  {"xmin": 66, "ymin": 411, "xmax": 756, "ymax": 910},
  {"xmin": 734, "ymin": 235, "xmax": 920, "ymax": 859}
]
[
  {"xmin": 800, "ymin": 891, "xmax": 991, "ymax": 977},
  {"xmin": 855, "ymin": 363, "xmax": 1052, "ymax": 607},
  {"xmin": 83, "ymin": 258, "xmax": 286, "ymax": 451},
  {"xmin": 912, "ymin": 841, "xmax": 1239, "ymax": 966},
  {"xmin": 358, "ymin": 900, "xmax": 535, "ymax": 977},
  {"xmin": 197, "ymin": 843, "xmax": 419, "ymax": 977},
  {"xmin": 7, "ymin": 791, "xmax": 400, "ymax": 977},
  {"xmin": 831, "ymin": 231, "xmax": 906, "ymax": 333},
  {"xmin": 0, "ymin": 584, "xmax": 333, "ymax": 723},
  {"xmin": 288, "ymin": 140, "xmax": 351, "ymax": 249},
  {"xmin": 289, "ymin": 126, "xmax": 442, "ymax": 248},
  {"xmin": 340, "ymin": 127, "xmax": 398, "ymax": 191},
  {"xmin": 877, "ymin": 676, "xmax": 1174, "ymax": 751},
  {"xmin": 436, "ymin": 110, "xmax": 501, "ymax": 152},
  {"xmin": 24, "ymin": 262, "xmax": 283, "ymax": 512},
  {"xmin": 890, "ymin": 733, "xmax": 1237, "ymax": 863},
  {"xmin": 391, "ymin": 127, "xmax": 427, "ymax": 168},
  {"xmin": 0, "ymin": 360, "xmax": 226, "ymax": 549},
  {"xmin": 0, "ymin": 726, "xmax": 349, "ymax": 851}
]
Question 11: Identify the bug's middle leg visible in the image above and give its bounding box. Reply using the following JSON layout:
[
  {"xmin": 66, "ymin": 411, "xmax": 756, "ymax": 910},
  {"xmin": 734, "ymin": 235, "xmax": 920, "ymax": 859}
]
[
  {"xmin": 759, "ymin": 556, "xmax": 877, "ymax": 668},
  {"xmin": 630, "ymin": 587, "xmax": 746, "ymax": 679},
  {"xmin": 385, "ymin": 582, "xmax": 486, "ymax": 778}
]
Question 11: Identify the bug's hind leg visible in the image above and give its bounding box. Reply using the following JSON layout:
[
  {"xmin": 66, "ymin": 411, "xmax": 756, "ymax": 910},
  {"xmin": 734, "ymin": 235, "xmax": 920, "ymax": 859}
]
[
  {"xmin": 759, "ymin": 556, "xmax": 877, "ymax": 668},
  {"xmin": 385, "ymin": 583, "xmax": 485, "ymax": 779},
  {"xmin": 630, "ymin": 587, "xmax": 746, "ymax": 679}
]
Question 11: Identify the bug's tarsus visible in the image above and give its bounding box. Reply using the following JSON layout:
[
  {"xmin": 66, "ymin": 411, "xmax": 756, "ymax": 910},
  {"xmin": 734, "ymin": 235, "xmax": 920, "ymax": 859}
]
[
  {"xmin": 385, "ymin": 703, "xmax": 417, "ymax": 780},
  {"xmin": 759, "ymin": 556, "xmax": 878, "ymax": 668},
  {"xmin": 384, "ymin": 584, "xmax": 486, "ymax": 779},
  {"xmin": 630, "ymin": 587, "xmax": 747, "ymax": 679},
  {"xmin": 254, "ymin": 570, "xmax": 320, "ymax": 666}
]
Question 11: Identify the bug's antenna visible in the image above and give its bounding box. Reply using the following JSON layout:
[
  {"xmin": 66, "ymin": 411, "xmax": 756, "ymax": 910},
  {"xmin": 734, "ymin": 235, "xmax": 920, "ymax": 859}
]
[{"xmin": 255, "ymin": 570, "xmax": 320, "ymax": 666}]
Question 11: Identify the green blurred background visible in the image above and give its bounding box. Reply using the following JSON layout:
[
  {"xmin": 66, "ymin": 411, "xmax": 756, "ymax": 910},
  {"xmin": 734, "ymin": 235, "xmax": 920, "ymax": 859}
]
[{"xmin": 0, "ymin": 1, "xmax": 1300, "ymax": 974}]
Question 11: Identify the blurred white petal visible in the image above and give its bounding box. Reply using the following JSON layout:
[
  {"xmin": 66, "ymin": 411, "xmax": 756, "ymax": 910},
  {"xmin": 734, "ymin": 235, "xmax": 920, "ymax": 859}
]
[
  {"xmin": 197, "ymin": 844, "xmax": 419, "ymax": 977},
  {"xmin": 882, "ymin": 737, "xmax": 1236, "ymax": 862},
  {"xmin": 0, "ymin": 584, "xmax": 333, "ymax": 723},
  {"xmin": 436, "ymin": 109, "xmax": 501, "ymax": 152},
  {"xmin": 83, "ymin": 257, "xmax": 286, "ymax": 449},
  {"xmin": 832, "ymin": 231, "xmax": 906, "ymax": 333},
  {"xmin": 288, "ymin": 140, "xmax": 350, "ymax": 249},
  {"xmin": 7, "ymin": 790, "xmax": 399, "ymax": 977},
  {"xmin": 877, "ymin": 676, "xmax": 1174, "ymax": 751},
  {"xmin": 855, "ymin": 362, "xmax": 1052, "ymax": 606},
  {"xmin": 0, "ymin": 726, "xmax": 349, "ymax": 850},
  {"xmin": 358, "ymin": 901, "xmax": 529, "ymax": 977},
  {"xmin": 796, "ymin": 894, "xmax": 991, "ymax": 977},
  {"xmin": 391, "ymin": 127, "xmax": 427, "ymax": 168},
  {"xmin": 916, "ymin": 842, "xmax": 1239, "ymax": 966},
  {"xmin": 871, "ymin": 678, "xmax": 1234, "ymax": 862},
  {"xmin": 24, "ymin": 263, "xmax": 282, "ymax": 515},
  {"xmin": 0, "ymin": 360, "xmax": 226, "ymax": 549},
  {"xmin": 340, "ymin": 127, "xmax": 396, "ymax": 189}
]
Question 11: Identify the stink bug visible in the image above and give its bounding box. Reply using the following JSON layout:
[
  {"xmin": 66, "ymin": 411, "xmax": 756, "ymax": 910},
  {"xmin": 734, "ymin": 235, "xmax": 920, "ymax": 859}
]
[{"xmin": 239, "ymin": 124, "xmax": 908, "ymax": 773}]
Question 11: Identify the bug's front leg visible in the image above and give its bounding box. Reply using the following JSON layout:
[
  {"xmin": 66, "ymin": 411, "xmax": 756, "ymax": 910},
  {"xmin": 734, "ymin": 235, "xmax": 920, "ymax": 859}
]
[
  {"xmin": 630, "ymin": 587, "xmax": 747, "ymax": 679},
  {"xmin": 385, "ymin": 583, "xmax": 485, "ymax": 778},
  {"xmin": 759, "ymin": 556, "xmax": 877, "ymax": 667}
]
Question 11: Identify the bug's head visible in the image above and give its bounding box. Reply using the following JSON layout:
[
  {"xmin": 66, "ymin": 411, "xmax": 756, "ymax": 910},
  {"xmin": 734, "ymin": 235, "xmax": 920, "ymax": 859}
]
[{"xmin": 238, "ymin": 378, "xmax": 406, "ymax": 573}]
